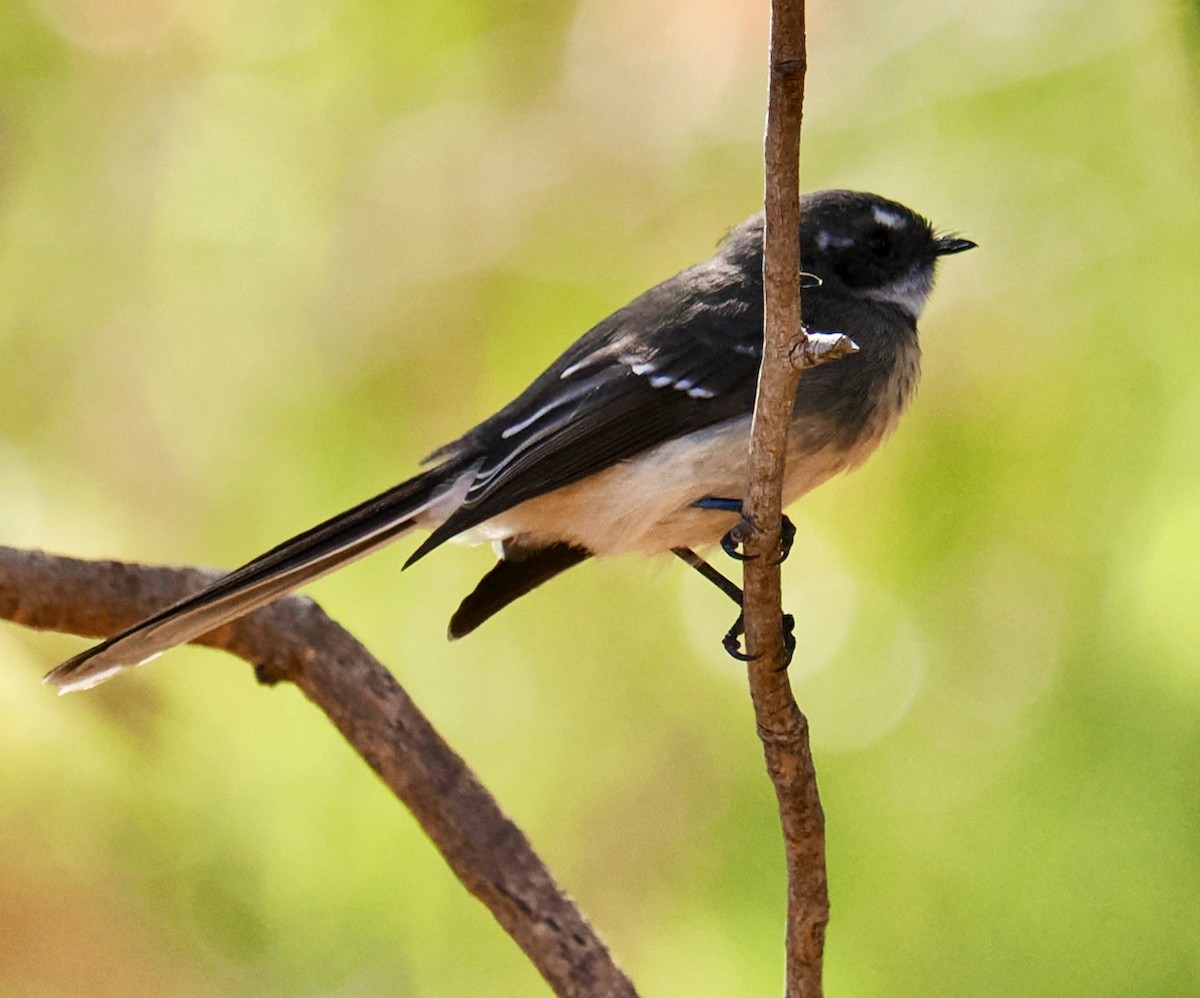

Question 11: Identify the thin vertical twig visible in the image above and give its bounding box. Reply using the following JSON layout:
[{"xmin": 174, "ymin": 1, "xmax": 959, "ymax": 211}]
[{"xmin": 741, "ymin": 0, "xmax": 830, "ymax": 995}]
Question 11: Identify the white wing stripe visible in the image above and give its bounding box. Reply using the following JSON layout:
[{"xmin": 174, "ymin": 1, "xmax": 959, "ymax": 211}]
[{"xmin": 499, "ymin": 373, "xmax": 608, "ymax": 440}]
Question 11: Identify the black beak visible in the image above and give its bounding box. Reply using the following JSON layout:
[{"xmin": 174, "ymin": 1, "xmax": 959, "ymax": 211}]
[{"xmin": 933, "ymin": 235, "xmax": 977, "ymax": 256}]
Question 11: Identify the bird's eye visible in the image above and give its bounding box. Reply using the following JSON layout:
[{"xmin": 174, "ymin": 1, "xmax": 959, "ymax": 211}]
[{"xmin": 866, "ymin": 228, "xmax": 894, "ymax": 260}]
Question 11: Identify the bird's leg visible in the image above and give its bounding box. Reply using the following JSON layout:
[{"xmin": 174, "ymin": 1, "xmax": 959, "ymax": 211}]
[
  {"xmin": 671, "ymin": 546, "xmax": 742, "ymax": 605},
  {"xmin": 672, "ymin": 547, "xmax": 751, "ymax": 660},
  {"xmin": 686, "ymin": 498, "xmax": 798, "ymax": 664},
  {"xmin": 691, "ymin": 497, "xmax": 796, "ymax": 565},
  {"xmin": 672, "ymin": 546, "xmax": 796, "ymax": 667}
]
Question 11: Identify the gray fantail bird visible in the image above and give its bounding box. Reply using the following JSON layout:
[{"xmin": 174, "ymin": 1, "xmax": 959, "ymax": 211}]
[{"xmin": 46, "ymin": 189, "xmax": 975, "ymax": 693}]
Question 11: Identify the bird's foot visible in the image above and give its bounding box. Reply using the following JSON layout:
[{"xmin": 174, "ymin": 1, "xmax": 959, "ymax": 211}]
[{"xmin": 692, "ymin": 497, "xmax": 795, "ymax": 565}]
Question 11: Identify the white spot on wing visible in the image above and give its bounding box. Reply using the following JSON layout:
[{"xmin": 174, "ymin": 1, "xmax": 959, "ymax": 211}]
[
  {"xmin": 626, "ymin": 360, "xmax": 654, "ymax": 376},
  {"xmin": 620, "ymin": 353, "xmax": 717, "ymax": 397}
]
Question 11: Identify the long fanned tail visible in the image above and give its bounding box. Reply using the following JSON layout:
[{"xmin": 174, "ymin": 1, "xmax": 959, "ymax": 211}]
[{"xmin": 44, "ymin": 466, "xmax": 456, "ymax": 693}]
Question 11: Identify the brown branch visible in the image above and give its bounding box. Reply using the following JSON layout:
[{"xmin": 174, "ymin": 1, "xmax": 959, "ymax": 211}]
[
  {"xmin": 0, "ymin": 546, "xmax": 638, "ymax": 998},
  {"xmin": 741, "ymin": 0, "xmax": 829, "ymax": 996}
]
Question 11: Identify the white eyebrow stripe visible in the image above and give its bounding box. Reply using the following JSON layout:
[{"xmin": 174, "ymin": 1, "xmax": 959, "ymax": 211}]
[
  {"xmin": 872, "ymin": 205, "xmax": 905, "ymax": 229},
  {"xmin": 499, "ymin": 374, "xmax": 607, "ymax": 440},
  {"xmin": 816, "ymin": 230, "xmax": 855, "ymax": 250}
]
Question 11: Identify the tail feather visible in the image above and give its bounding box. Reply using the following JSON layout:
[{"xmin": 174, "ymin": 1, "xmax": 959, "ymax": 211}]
[
  {"xmin": 44, "ymin": 466, "xmax": 456, "ymax": 693},
  {"xmin": 447, "ymin": 542, "xmax": 591, "ymax": 639}
]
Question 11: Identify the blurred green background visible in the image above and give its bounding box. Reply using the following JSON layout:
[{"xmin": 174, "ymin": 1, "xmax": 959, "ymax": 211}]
[{"xmin": 2, "ymin": 0, "xmax": 1198, "ymax": 994}]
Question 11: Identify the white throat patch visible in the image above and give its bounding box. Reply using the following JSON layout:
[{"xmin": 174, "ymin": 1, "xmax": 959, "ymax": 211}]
[{"xmin": 864, "ymin": 265, "xmax": 934, "ymax": 319}]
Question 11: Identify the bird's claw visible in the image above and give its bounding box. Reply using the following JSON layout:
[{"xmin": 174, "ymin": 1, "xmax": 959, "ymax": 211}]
[
  {"xmin": 771, "ymin": 515, "xmax": 797, "ymax": 566},
  {"xmin": 720, "ymin": 525, "xmax": 754, "ymax": 562},
  {"xmin": 721, "ymin": 611, "xmax": 796, "ymax": 669},
  {"xmin": 780, "ymin": 613, "xmax": 796, "ymax": 670},
  {"xmin": 722, "ymin": 612, "xmax": 753, "ymax": 661}
]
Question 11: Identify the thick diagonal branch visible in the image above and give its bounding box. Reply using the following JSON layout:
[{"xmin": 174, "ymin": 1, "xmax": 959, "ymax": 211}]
[{"xmin": 0, "ymin": 546, "xmax": 637, "ymax": 998}]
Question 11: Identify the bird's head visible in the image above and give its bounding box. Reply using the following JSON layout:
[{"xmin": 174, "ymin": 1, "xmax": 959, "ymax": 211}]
[{"xmin": 800, "ymin": 190, "xmax": 975, "ymax": 320}]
